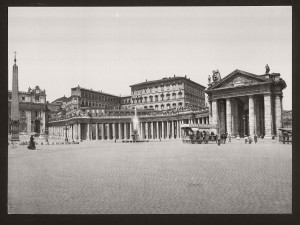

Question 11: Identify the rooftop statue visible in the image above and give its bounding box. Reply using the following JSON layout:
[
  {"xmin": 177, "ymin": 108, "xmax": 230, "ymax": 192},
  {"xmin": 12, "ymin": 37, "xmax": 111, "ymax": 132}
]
[
  {"xmin": 212, "ymin": 70, "xmax": 221, "ymax": 82},
  {"xmin": 265, "ymin": 64, "xmax": 270, "ymax": 74}
]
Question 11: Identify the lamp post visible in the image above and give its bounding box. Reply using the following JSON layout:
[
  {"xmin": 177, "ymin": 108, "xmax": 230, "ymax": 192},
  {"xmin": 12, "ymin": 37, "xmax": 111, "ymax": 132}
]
[{"xmin": 64, "ymin": 124, "xmax": 69, "ymax": 142}]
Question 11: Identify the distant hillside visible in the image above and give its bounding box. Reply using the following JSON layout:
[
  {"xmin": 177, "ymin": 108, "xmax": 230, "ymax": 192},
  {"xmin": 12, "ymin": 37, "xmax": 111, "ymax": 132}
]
[{"xmin": 282, "ymin": 110, "xmax": 292, "ymax": 128}]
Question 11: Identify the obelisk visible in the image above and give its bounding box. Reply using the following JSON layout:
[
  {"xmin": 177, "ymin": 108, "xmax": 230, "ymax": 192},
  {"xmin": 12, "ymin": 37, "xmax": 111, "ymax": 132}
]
[{"xmin": 11, "ymin": 52, "xmax": 20, "ymax": 141}]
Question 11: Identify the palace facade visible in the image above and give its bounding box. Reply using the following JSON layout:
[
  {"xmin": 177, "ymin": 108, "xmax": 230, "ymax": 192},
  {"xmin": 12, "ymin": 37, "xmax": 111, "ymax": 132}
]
[
  {"xmin": 8, "ymin": 86, "xmax": 47, "ymax": 134},
  {"xmin": 130, "ymin": 75, "xmax": 206, "ymax": 110},
  {"xmin": 47, "ymin": 75, "xmax": 209, "ymax": 141}
]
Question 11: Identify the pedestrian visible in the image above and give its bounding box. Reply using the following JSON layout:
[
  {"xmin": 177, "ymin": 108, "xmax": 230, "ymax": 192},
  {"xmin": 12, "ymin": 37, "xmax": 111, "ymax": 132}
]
[
  {"xmin": 228, "ymin": 133, "xmax": 231, "ymax": 143},
  {"xmin": 217, "ymin": 133, "xmax": 221, "ymax": 146},
  {"xmin": 254, "ymin": 134, "xmax": 257, "ymax": 144},
  {"xmin": 27, "ymin": 135, "xmax": 36, "ymax": 150},
  {"xmin": 272, "ymin": 135, "xmax": 275, "ymax": 143},
  {"xmin": 115, "ymin": 139, "xmax": 116, "ymax": 143},
  {"xmin": 244, "ymin": 135, "xmax": 248, "ymax": 144},
  {"xmin": 248, "ymin": 136, "xmax": 252, "ymax": 144},
  {"xmin": 225, "ymin": 132, "xmax": 228, "ymax": 143},
  {"xmin": 236, "ymin": 134, "xmax": 240, "ymax": 140}
]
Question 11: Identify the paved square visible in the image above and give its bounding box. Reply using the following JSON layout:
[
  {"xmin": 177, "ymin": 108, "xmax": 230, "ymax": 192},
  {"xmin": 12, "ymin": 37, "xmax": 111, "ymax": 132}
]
[{"xmin": 8, "ymin": 139, "xmax": 292, "ymax": 214}]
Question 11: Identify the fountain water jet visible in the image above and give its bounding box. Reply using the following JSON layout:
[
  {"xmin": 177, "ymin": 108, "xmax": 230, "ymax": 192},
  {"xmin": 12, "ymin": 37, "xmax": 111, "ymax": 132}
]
[{"xmin": 122, "ymin": 107, "xmax": 149, "ymax": 143}]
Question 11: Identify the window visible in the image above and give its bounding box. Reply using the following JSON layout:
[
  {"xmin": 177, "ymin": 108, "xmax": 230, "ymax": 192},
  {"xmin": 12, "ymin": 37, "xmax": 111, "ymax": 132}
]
[
  {"xmin": 35, "ymin": 95, "xmax": 40, "ymax": 101},
  {"xmin": 22, "ymin": 97, "xmax": 25, "ymax": 101},
  {"xmin": 155, "ymin": 95, "xmax": 158, "ymax": 102},
  {"xmin": 166, "ymin": 94, "xmax": 170, "ymax": 100},
  {"xmin": 149, "ymin": 96, "xmax": 153, "ymax": 102},
  {"xmin": 161, "ymin": 104, "xmax": 164, "ymax": 110},
  {"xmin": 161, "ymin": 94, "xmax": 164, "ymax": 101}
]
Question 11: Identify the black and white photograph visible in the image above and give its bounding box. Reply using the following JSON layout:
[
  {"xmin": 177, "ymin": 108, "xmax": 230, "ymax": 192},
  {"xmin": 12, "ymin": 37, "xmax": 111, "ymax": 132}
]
[{"xmin": 7, "ymin": 6, "xmax": 292, "ymax": 215}]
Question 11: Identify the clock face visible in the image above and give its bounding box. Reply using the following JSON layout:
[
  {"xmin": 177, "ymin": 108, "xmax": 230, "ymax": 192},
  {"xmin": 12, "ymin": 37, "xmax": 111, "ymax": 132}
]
[{"xmin": 36, "ymin": 90, "xmax": 39, "ymax": 94}]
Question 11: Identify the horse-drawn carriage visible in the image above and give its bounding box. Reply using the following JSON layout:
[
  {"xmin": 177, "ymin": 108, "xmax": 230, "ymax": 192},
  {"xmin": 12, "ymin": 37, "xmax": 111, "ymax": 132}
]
[
  {"xmin": 181, "ymin": 124, "xmax": 217, "ymax": 144},
  {"xmin": 278, "ymin": 128, "xmax": 292, "ymax": 144}
]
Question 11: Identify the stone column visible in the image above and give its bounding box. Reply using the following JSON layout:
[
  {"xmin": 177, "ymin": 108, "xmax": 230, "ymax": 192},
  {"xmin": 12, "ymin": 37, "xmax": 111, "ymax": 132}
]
[
  {"xmin": 226, "ymin": 98, "xmax": 232, "ymax": 135},
  {"xmin": 112, "ymin": 123, "xmax": 116, "ymax": 140},
  {"xmin": 255, "ymin": 98, "xmax": 261, "ymax": 136},
  {"xmin": 177, "ymin": 120, "xmax": 180, "ymax": 138},
  {"xmin": 249, "ymin": 96, "xmax": 255, "ymax": 136},
  {"xmin": 139, "ymin": 122, "xmax": 142, "ymax": 139},
  {"xmin": 172, "ymin": 121, "xmax": 175, "ymax": 139},
  {"xmin": 118, "ymin": 123, "xmax": 122, "ymax": 140},
  {"xmin": 101, "ymin": 123, "xmax": 105, "ymax": 140},
  {"xmin": 162, "ymin": 121, "xmax": 165, "ymax": 139},
  {"xmin": 275, "ymin": 94, "xmax": 282, "ymax": 135},
  {"xmin": 156, "ymin": 121, "xmax": 159, "ymax": 139},
  {"xmin": 264, "ymin": 94, "xmax": 272, "ymax": 138},
  {"xmin": 78, "ymin": 124, "xmax": 81, "ymax": 140},
  {"xmin": 151, "ymin": 122, "xmax": 154, "ymax": 139},
  {"xmin": 26, "ymin": 110, "xmax": 31, "ymax": 133},
  {"xmin": 212, "ymin": 100, "xmax": 218, "ymax": 126},
  {"xmin": 145, "ymin": 122, "xmax": 148, "ymax": 139},
  {"xmin": 219, "ymin": 100, "xmax": 226, "ymax": 134},
  {"xmin": 86, "ymin": 123, "xmax": 90, "ymax": 140},
  {"xmin": 124, "ymin": 123, "xmax": 127, "ymax": 139},
  {"xmin": 107, "ymin": 123, "xmax": 111, "ymax": 140},
  {"xmin": 95, "ymin": 123, "xmax": 98, "ymax": 140},
  {"xmin": 130, "ymin": 122, "xmax": 132, "ymax": 139},
  {"xmin": 166, "ymin": 121, "xmax": 170, "ymax": 139}
]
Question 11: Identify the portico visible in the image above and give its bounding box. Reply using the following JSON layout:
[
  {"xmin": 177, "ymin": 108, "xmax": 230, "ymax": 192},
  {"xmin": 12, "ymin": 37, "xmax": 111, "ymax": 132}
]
[{"xmin": 206, "ymin": 69, "xmax": 286, "ymax": 138}]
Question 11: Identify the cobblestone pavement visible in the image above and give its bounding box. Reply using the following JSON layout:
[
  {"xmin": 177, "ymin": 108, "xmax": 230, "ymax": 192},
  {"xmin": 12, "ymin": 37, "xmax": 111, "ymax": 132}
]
[{"xmin": 8, "ymin": 139, "xmax": 292, "ymax": 214}]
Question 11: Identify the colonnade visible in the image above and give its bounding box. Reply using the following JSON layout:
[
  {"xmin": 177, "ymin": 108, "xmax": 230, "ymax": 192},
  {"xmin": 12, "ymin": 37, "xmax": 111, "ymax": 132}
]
[
  {"xmin": 210, "ymin": 93, "xmax": 282, "ymax": 137},
  {"xmin": 48, "ymin": 116, "xmax": 209, "ymax": 141}
]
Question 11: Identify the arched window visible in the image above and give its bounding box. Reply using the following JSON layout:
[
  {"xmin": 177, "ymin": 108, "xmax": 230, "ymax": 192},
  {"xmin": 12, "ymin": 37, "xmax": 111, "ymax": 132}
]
[
  {"xmin": 172, "ymin": 93, "xmax": 176, "ymax": 99},
  {"xmin": 144, "ymin": 97, "xmax": 148, "ymax": 103},
  {"xmin": 160, "ymin": 94, "xmax": 164, "ymax": 101},
  {"xmin": 149, "ymin": 96, "xmax": 153, "ymax": 102},
  {"xmin": 149, "ymin": 105, "xmax": 153, "ymax": 109},
  {"xmin": 155, "ymin": 95, "xmax": 158, "ymax": 102},
  {"xmin": 178, "ymin": 91, "xmax": 182, "ymax": 98},
  {"xmin": 172, "ymin": 103, "xmax": 176, "ymax": 108},
  {"xmin": 144, "ymin": 106, "xmax": 148, "ymax": 109},
  {"xmin": 155, "ymin": 105, "xmax": 159, "ymax": 110},
  {"xmin": 166, "ymin": 103, "xmax": 170, "ymax": 109},
  {"xmin": 166, "ymin": 93, "xmax": 170, "ymax": 100},
  {"xmin": 161, "ymin": 104, "xmax": 164, "ymax": 110}
]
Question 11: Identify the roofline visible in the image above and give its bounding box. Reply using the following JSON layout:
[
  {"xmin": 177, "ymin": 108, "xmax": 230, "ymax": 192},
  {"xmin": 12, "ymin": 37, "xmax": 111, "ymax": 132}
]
[
  {"xmin": 206, "ymin": 69, "xmax": 270, "ymax": 91},
  {"xmin": 129, "ymin": 76, "xmax": 206, "ymax": 89},
  {"xmin": 72, "ymin": 87, "xmax": 121, "ymax": 98}
]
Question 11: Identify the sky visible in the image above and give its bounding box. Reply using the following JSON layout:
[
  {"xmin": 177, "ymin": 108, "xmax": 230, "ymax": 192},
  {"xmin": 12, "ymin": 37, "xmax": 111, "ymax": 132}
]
[{"xmin": 8, "ymin": 6, "xmax": 292, "ymax": 110}]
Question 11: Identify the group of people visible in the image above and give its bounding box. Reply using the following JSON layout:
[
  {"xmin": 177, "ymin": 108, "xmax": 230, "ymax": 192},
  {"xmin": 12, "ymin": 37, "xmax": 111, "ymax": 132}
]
[
  {"xmin": 244, "ymin": 134, "xmax": 258, "ymax": 144},
  {"xmin": 215, "ymin": 132, "xmax": 232, "ymax": 146},
  {"xmin": 214, "ymin": 132, "xmax": 261, "ymax": 146}
]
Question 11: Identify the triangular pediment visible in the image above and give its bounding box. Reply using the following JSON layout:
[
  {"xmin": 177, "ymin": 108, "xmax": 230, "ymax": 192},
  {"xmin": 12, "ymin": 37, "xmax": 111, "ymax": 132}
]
[{"xmin": 210, "ymin": 70, "xmax": 267, "ymax": 90}]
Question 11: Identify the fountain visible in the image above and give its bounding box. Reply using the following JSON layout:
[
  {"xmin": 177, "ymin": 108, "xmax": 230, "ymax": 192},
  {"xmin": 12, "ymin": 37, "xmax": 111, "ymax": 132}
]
[
  {"xmin": 123, "ymin": 107, "xmax": 148, "ymax": 143},
  {"xmin": 131, "ymin": 107, "xmax": 140, "ymax": 141}
]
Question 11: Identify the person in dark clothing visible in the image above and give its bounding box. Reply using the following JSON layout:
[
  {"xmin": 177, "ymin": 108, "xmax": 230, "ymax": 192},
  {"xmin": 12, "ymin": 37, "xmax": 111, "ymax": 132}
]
[
  {"xmin": 254, "ymin": 134, "xmax": 258, "ymax": 144},
  {"xmin": 217, "ymin": 133, "xmax": 221, "ymax": 146},
  {"xmin": 27, "ymin": 135, "xmax": 36, "ymax": 150}
]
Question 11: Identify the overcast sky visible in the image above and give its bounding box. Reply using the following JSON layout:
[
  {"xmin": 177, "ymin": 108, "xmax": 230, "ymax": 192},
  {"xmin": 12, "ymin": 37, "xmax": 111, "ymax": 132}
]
[{"xmin": 8, "ymin": 6, "xmax": 292, "ymax": 109}]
